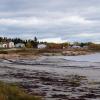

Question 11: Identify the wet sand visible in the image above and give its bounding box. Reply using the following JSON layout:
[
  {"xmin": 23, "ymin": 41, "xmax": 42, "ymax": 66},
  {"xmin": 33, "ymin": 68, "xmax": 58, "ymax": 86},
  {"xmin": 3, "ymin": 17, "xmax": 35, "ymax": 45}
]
[{"xmin": 0, "ymin": 56, "xmax": 100, "ymax": 100}]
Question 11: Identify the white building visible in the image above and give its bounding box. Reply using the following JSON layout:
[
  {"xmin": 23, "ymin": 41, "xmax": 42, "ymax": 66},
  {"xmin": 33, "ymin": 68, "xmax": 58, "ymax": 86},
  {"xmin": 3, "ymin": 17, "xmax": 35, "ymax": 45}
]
[
  {"xmin": 9, "ymin": 42, "xmax": 15, "ymax": 48},
  {"xmin": 72, "ymin": 45, "xmax": 81, "ymax": 49},
  {"xmin": 38, "ymin": 44, "xmax": 47, "ymax": 49},
  {"xmin": 0, "ymin": 42, "xmax": 15, "ymax": 48},
  {"xmin": 2, "ymin": 43, "xmax": 8, "ymax": 48},
  {"xmin": 15, "ymin": 43, "xmax": 25, "ymax": 48}
]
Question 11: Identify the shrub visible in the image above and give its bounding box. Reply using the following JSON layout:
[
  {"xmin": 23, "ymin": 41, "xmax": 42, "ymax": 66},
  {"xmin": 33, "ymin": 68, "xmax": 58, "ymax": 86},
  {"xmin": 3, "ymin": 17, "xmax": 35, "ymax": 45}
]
[{"xmin": 0, "ymin": 82, "xmax": 41, "ymax": 100}]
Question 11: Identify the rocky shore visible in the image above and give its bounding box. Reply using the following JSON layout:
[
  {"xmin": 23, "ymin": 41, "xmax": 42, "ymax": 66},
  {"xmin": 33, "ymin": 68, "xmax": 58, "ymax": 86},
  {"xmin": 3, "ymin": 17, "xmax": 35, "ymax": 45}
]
[
  {"xmin": 0, "ymin": 56, "xmax": 100, "ymax": 100},
  {"xmin": 62, "ymin": 50, "xmax": 91, "ymax": 56},
  {"xmin": 0, "ymin": 48, "xmax": 92, "ymax": 60},
  {"xmin": 0, "ymin": 53, "xmax": 39, "ymax": 60}
]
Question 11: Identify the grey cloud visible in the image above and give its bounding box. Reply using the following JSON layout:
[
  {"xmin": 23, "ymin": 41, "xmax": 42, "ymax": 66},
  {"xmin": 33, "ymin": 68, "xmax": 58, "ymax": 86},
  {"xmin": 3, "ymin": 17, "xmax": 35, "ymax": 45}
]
[{"xmin": 0, "ymin": 0, "xmax": 100, "ymax": 42}]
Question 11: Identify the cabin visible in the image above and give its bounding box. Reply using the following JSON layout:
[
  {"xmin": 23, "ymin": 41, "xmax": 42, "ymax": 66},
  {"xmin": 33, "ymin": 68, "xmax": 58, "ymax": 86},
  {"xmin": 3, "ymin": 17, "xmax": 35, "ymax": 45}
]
[
  {"xmin": 15, "ymin": 43, "xmax": 25, "ymax": 48},
  {"xmin": 38, "ymin": 44, "xmax": 47, "ymax": 49},
  {"xmin": 9, "ymin": 42, "xmax": 15, "ymax": 48},
  {"xmin": 71, "ymin": 45, "xmax": 81, "ymax": 49},
  {"xmin": 0, "ymin": 42, "xmax": 15, "ymax": 48}
]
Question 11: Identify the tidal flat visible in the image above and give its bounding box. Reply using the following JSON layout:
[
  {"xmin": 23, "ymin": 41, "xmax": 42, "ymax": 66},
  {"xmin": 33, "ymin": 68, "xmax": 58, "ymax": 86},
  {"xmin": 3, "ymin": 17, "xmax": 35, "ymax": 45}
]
[{"xmin": 0, "ymin": 53, "xmax": 100, "ymax": 100}]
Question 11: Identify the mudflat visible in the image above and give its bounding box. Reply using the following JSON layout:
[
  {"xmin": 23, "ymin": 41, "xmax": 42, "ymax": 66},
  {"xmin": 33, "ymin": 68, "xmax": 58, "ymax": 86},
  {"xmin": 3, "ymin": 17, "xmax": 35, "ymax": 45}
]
[{"xmin": 0, "ymin": 55, "xmax": 100, "ymax": 100}]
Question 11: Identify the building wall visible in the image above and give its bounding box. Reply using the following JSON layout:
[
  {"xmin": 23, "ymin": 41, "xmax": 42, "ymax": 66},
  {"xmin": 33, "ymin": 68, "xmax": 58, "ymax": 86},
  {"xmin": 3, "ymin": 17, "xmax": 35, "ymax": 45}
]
[
  {"xmin": 2, "ymin": 44, "xmax": 8, "ymax": 48},
  {"xmin": 0, "ymin": 42, "xmax": 15, "ymax": 48},
  {"xmin": 9, "ymin": 42, "xmax": 15, "ymax": 48},
  {"xmin": 38, "ymin": 44, "xmax": 47, "ymax": 49},
  {"xmin": 15, "ymin": 43, "xmax": 25, "ymax": 48}
]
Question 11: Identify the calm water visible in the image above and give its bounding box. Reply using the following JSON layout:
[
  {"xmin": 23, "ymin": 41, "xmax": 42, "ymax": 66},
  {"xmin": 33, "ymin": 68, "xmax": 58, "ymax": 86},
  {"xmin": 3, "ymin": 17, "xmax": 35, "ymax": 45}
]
[{"xmin": 64, "ymin": 53, "xmax": 100, "ymax": 62}]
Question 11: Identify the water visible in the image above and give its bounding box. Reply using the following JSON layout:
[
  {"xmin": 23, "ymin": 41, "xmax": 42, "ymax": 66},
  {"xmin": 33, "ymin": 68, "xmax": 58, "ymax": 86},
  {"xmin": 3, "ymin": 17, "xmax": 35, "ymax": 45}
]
[
  {"xmin": 1, "ymin": 54, "xmax": 100, "ymax": 100},
  {"xmin": 63, "ymin": 53, "xmax": 100, "ymax": 62},
  {"xmin": 1, "ymin": 53, "xmax": 100, "ymax": 81}
]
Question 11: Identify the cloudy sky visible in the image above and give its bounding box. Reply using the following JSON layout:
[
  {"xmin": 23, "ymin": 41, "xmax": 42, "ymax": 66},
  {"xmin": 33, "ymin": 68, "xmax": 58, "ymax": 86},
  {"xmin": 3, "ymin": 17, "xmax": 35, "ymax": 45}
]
[{"xmin": 0, "ymin": 0, "xmax": 100, "ymax": 43}]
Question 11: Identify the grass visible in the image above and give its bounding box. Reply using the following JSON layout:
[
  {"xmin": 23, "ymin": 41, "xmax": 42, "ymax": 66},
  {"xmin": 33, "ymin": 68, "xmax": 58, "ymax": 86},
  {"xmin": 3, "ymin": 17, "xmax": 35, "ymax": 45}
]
[
  {"xmin": 0, "ymin": 48, "xmax": 62, "ymax": 55},
  {"xmin": 0, "ymin": 82, "xmax": 41, "ymax": 100}
]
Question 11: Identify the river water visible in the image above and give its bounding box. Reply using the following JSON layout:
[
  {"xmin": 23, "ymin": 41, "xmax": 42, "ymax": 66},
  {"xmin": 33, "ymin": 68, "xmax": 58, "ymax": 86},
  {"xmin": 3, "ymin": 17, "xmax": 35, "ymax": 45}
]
[
  {"xmin": 0, "ymin": 53, "xmax": 100, "ymax": 100},
  {"xmin": 64, "ymin": 53, "xmax": 100, "ymax": 62}
]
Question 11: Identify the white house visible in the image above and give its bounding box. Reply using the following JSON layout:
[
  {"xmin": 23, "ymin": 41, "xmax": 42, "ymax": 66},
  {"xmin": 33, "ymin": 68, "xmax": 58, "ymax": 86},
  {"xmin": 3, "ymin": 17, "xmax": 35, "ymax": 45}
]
[
  {"xmin": 0, "ymin": 42, "xmax": 8, "ymax": 48},
  {"xmin": 15, "ymin": 43, "xmax": 25, "ymax": 48},
  {"xmin": 0, "ymin": 42, "xmax": 15, "ymax": 48},
  {"xmin": 71, "ymin": 45, "xmax": 81, "ymax": 49},
  {"xmin": 2, "ymin": 43, "xmax": 8, "ymax": 48},
  {"xmin": 9, "ymin": 42, "xmax": 15, "ymax": 48},
  {"xmin": 38, "ymin": 44, "xmax": 47, "ymax": 49}
]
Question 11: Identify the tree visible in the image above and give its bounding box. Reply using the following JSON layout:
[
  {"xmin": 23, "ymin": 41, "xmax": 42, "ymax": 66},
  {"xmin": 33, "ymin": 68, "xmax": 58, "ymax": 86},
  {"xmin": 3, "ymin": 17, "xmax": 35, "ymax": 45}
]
[
  {"xmin": 26, "ymin": 40, "xmax": 33, "ymax": 48},
  {"xmin": 61, "ymin": 42, "xmax": 69, "ymax": 48},
  {"xmin": 34, "ymin": 37, "xmax": 37, "ymax": 42},
  {"xmin": 0, "ymin": 37, "xmax": 3, "ymax": 42},
  {"xmin": 33, "ymin": 37, "xmax": 38, "ymax": 48}
]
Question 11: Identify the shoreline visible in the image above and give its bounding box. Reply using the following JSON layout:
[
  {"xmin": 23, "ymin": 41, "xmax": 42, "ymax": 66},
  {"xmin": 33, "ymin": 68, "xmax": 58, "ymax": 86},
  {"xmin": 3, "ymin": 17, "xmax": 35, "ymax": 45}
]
[
  {"xmin": 0, "ymin": 55, "xmax": 100, "ymax": 99},
  {"xmin": 0, "ymin": 48, "xmax": 94, "ymax": 60}
]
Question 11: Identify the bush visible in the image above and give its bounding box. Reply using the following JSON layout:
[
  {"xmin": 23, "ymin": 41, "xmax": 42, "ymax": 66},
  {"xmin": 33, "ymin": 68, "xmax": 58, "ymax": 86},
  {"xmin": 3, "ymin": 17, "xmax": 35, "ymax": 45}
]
[{"xmin": 0, "ymin": 82, "xmax": 41, "ymax": 100}]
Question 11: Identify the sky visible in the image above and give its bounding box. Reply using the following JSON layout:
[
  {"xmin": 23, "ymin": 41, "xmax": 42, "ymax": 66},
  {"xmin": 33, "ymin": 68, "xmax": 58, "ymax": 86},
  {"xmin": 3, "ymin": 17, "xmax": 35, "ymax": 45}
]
[{"xmin": 0, "ymin": 0, "xmax": 100, "ymax": 43}]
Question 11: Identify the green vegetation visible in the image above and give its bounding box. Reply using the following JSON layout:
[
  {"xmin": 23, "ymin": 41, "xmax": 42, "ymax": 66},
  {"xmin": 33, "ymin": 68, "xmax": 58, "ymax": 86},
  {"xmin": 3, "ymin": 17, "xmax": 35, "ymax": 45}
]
[
  {"xmin": 0, "ymin": 36, "xmax": 39, "ymax": 48},
  {"xmin": 0, "ymin": 48, "xmax": 62, "ymax": 55},
  {"xmin": 88, "ymin": 43, "xmax": 100, "ymax": 51},
  {"xmin": 1, "ymin": 36, "xmax": 100, "ymax": 51},
  {"xmin": 0, "ymin": 82, "xmax": 41, "ymax": 100}
]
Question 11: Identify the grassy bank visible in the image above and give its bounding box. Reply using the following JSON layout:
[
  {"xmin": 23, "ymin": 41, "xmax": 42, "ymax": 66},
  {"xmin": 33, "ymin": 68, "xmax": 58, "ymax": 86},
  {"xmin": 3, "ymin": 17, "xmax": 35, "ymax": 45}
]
[
  {"xmin": 0, "ymin": 82, "xmax": 41, "ymax": 100},
  {"xmin": 0, "ymin": 48, "xmax": 92, "ymax": 58},
  {"xmin": 0, "ymin": 48, "xmax": 62, "ymax": 55}
]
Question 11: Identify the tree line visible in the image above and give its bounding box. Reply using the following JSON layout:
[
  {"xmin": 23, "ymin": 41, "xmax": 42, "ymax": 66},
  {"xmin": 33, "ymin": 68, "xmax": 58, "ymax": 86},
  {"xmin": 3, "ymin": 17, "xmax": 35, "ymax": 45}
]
[
  {"xmin": 0, "ymin": 37, "xmax": 39, "ymax": 48},
  {"xmin": 0, "ymin": 36, "xmax": 100, "ymax": 50}
]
